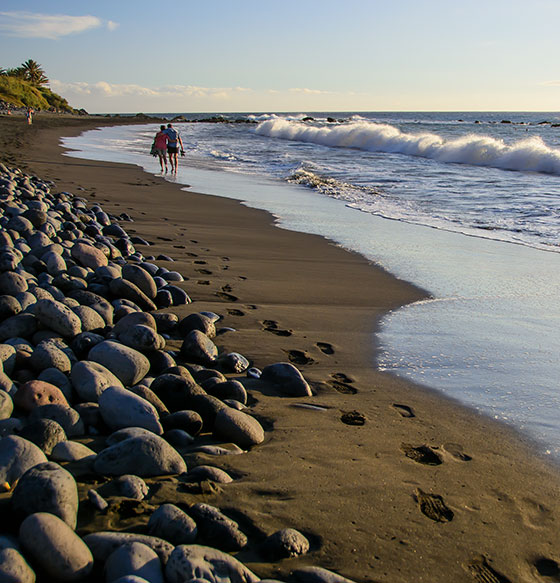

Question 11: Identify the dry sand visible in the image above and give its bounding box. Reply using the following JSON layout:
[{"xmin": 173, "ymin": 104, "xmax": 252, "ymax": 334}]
[{"xmin": 2, "ymin": 113, "xmax": 560, "ymax": 582}]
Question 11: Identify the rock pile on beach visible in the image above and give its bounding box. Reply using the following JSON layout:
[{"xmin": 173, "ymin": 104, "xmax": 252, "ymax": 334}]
[{"xmin": 0, "ymin": 163, "xmax": 355, "ymax": 583}]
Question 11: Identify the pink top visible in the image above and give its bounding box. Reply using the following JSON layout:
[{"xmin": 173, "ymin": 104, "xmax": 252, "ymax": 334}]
[{"xmin": 154, "ymin": 131, "xmax": 168, "ymax": 149}]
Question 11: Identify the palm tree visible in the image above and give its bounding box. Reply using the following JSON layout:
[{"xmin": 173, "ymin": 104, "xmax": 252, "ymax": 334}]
[{"xmin": 20, "ymin": 59, "xmax": 49, "ymax": 87}]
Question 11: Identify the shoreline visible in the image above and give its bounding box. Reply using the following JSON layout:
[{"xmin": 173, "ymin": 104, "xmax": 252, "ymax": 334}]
[{"xmin": 2, "ymin": 114, "xmax": 560, "ymax": 582}]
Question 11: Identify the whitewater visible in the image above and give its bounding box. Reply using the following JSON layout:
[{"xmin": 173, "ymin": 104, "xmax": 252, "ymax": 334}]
[{"xmin": 62, "ymin": 111, "xmax": 560, "ymax": 460}]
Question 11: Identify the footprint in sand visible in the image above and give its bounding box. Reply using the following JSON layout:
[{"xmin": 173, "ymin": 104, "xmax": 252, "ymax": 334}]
[
  {"xmin": 326, "ymin": 372, "xmax": 357, "ymax": 395},
  {"xmin": 392, "ymin": 403, "xmax": 416, "ymax": 418},
  {"xmin": 442, "ymin": 442, "xmax": 472, "ymax": 462},
  {"xmin": 173, "ymin": 245, "xmax": 186, "ymax": 249},
  {"xmin": 533, "ymin": 557, "xmax": 560, "ymax": 579},
  {"xmin": 262, "ymin": 320, "xmax": 292, "ymax": 337},
  {"xmin": 197, "ymin": 280, "xmax": 211, "ymax": 286},
  {"xmin": 228, "ymin": 309, "xmax": 245, "ymax": 317},
  {"xmin": 216, "ymin": 291, "xmax": 239, "ymax": 302},
  {"xmin": 467, "ymin": 556, "xmax": 511, "ymax": 583},
  {"xmin": 196, "ymin": 269, "xmax": 213, "ymax": 275},
  {"xmin": 286, "ymin": 350, "xmax": 315, "ymax": 365},
  {"xmin": 414, "ymin": 488, "xmax": 454, "ymax": 523},
  {"xmin": 402, "ymin": 443, "xmax": 443, "ymax": 466},
  {"xmin": 194, "ymin": 260, "xmax": 207, "ymax": 265},
  {"xmin": 186, "ymin": 252, "xmax": 198, "ymax": 257},
  {"xmin": 316, "ymin": 342, "xmax": 334, "ymax": 355},
  {"xmin": 157, "ymin": 236, "xmax": 173, "ymax": 241},
  {"xmin": 340, "ymin": 410, "xmax": 366, "ymax": 426}
]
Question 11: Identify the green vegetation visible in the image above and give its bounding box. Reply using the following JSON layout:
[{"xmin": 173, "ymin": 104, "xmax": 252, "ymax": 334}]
[{"xmin": 0, "ymin": 59, "xmax": 78, "ymax": 112}]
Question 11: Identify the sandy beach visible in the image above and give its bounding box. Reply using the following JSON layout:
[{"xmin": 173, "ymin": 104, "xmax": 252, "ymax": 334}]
[{"xmin": 2, "ymin": 112, "xmax": 560, "ymax": 583}]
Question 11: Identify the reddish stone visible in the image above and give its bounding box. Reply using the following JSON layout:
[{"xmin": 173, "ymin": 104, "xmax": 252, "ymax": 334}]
[{"xmin": 13, "ymin": 380, "xmax": 69, "ymax": 412}]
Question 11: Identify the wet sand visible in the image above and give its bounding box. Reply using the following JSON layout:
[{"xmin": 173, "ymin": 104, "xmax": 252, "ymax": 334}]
[{"xmin": 2, "ymin": 113, "xmax": 560, "ymax": 582}]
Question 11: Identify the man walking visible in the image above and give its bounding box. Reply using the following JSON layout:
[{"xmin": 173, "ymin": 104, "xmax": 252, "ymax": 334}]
[{"xmin": 165, "ymin": 123, "xmax": 184, "ymax": 173}]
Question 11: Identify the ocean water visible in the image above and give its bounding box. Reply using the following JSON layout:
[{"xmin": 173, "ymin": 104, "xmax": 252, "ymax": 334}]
[{"xmin": 62, "ymin": 112, "xmax": 560, "ymax": 458}]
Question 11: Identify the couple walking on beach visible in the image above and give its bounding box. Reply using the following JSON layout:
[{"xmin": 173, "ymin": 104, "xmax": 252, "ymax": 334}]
[{"xmin": 153, "ymin": 123, "xmax": 184, "ymax": 173}]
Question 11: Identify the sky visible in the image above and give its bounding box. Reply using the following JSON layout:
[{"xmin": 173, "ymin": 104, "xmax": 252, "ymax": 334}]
[{"xmin": 1, "ymin": 0, "xmax": 560, "ymax": 113}]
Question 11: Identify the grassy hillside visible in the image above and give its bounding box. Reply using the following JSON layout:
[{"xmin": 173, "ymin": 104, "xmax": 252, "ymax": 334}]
[{"xmin": 0, "ymin": 75, "xmax": 76, "ymax": 112}]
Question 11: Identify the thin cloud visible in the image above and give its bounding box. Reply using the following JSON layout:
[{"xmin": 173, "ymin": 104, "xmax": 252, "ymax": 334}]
[
  {"xmin": 0, "ymin": 11, "xmax": 118, "ymax": 39},
  {"xmin": 540, "ymin": 80, "xmax": 560, "ymax": 87}
]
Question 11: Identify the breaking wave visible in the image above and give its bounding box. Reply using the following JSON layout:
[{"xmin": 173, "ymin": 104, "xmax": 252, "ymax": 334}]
[{"xmin": 256, "ymin": 119, "xmax": 560, "ymax": 175}]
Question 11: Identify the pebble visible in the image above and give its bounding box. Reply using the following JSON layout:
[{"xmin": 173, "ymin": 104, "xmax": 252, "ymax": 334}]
[
  {"xmin": 213, "ymin": 407, "xmax": 265, "ymax": 448},
  {"xmin": 70, "ymin": 360, "xmax": 123, "ymax": 402},
  {"xmin": 161, "ymin": 409, "xmax": 203, "ymax": 436},
  {"xmin": 33, "ymin": 298, "xmax": 82, "ymax": 338},
  {"xmin": 19, "ymin": 512, "xmax": 94, "ymax": 582},
  {"xmin": 87, "ymin": 488, "xmax": 108, "ymax": 511},
  {"xmin": 180, "ymin": 330, "xmax": 218, "ymax": 365},
  {"xmin": 292, "ymin": 567, "xmax": 357, "ymax": 583},
  {"xmin": 105, "ymin": 542, "xmax": 164, "ymax": 583},
  {"xmin": 88, "ymin": 340, "xmax": 150, "ymax": 387},
  {"xmin": 186, "ymin": 465, "xmax": 233, "ymax": 484},
  {"xmin": 13, "ymin": 379, "xmax": 69, "ymax": 411},
  {"xmin": 263, "ymin": 528, "xmax": 310, "ymax": 559},
  {"xmin": 98, "ymin": 385, "xmax": 163, "ymax": 434},
  {"xmin": 70, "ymin": 240, "xmax": 108, "ymax": 269},
  {"xmin": 0, "ymin": 547, "xmax": 36, "ymax": 583},
  {"xmin": 18, "ymin": 418, "xmax": 67, "ymax": 454},
  {"xmin": 11, "ymin": 461, "xmax": 79, "ymax": 528},
  {"xmin": 50, "ymin": 440, "xmax": 97, "ymax": 462},
  {"xmin": 149, "ymin": 373, "xmax": 205, "ymax": 413},
  {"xmin": 93, "ymin": 434, "xmax": 186, "ymax": 477},
  {"xmin": 165, "ymin": 545, "xmax": 259, "ymax": 583},
  {"xmin": 114, "ymin": 474, "xmax": 149, "ymax": 500},
  {"xmin": 0, "ymin": 389, "xmax": 13, "ymax": 419},
  {"xmin": 261, "ymin": 362, "xmax": 313, "ymax": 397},
  {"xmin": 82, "ymin": 532, "xmax": 173, "ymax": 565},
  {"xmin": 147, "ymin": 503, "xmax": 198, "ymax": 546},
  {"xmin": 28, "ymin": 403, "xmax": 84, "ymax": 437},
  {"xmin": 188, "ymin": 503, "xmax": 247, "ymax": 551}
]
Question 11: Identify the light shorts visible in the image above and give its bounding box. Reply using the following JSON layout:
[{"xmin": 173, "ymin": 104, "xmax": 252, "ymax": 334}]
[{"xmin": 156, "ymin": 148, "xmax": 167, "ymax": 156}]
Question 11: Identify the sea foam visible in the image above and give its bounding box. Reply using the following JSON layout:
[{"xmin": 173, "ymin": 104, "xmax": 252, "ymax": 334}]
[{"xmin": 255, "ymin": 119, "xmax": 560, "ymax": 175}]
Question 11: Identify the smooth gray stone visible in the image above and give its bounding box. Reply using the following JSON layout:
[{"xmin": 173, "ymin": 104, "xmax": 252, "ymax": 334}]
[
  {"xmin": 263, "ymin": 528, "xmax": 310, "ymax": 559},
  {"xmin": 186, "ymin": 465, "xmax": 233, "ymax": 484},
  {"xmin": 111, "ymin": 311, "xmax": 157, "ymax": 337},
  {"xmin": 72, "ymin": 304, "xmax": 106, "ymax": 332},
  {"xmin": 34, "ymin": 298, "xmax": 82, "ymax": 338},
  {"xmin": 51, "ymin": 441, "xmax": 97, "ymax": 462},
  {"xmin": 112, "ymin": 577, "xmax": 150, "ymax": 583},
  {"xmin": 12, "ymin": 462, "xmax": 79, "ymax": 528},
  {"xmin": 105, "ymin": 541, "xmax": 164, "ymax": 583},
  {"xmin": 178, "ymin": 313, "xmax": 216, "ymax": 339},
  {"xmin": 0, "ymin": 418, "xmax": 24, "ymax": 437},
  {"xmin": 94, "ymin": 434, "xmax": 186, "ymax": 477},
  {"xmin": 99, "ymin": 386, "xmax": 163, "ymax": 435},
  {"xmin": 106, "ymin": 427, "xmax": 156, "ymax": 446},
  {"xmin": 129, "ymin": 384, "xmax": 169, "ymax": 417},
  {"xmin": 122, "ymin": 264, "xmax": 158, "ymax": 299},
  {"xmin": 164, "ymin": 428, "xmax": 194, "ymax": 448},
  {"xmin": 71, "ymin": 360, "xmax": 123, "ymax": 402},
  {"xmin": 83, "ymin": 532, "xmax": 173, "ymax": 565},
  {"xmin": 161, "ymin": 410, "xmax": 203, "ymax": 436},
  {"xmin": 19, "ymin": 512, "xmax": 94, "ymax": 582},
  {"xmin": 205, "ymin": 380, "xmax": 247, "ymax": 405},
  {"xmin": 213, "ymin": 408, "xmax": 264, "ymax": 448},
  {"xmin": 148, "ymin": 503, "xmax": 197, "ymax": 546},
  {"xmin": 180, "ymin": 330, "xmax": 218, "ymax": 366},
  {"xmin": 0, "ymin": 435, "xmax": 47, "ymax": 484},
  {"xmin": 0, "ymin": 313, "xmax": 37, "ymax": 341},
  {"xmin": 292, "ymin": 567, "xmax": 357, "ymax": 583},
  {"xmin": 152, "ymin": 312, "xmax": 178, "ymax": 334},
  {"xmin": 260, "ymin": 362, "xmax": 312, "ymax": 397},
  {"xmin": 87, "ymin": 488, "xmax": 108, "ymax": 511},
  {"xmin": 29, "ymin": 404, "xmax": 85, "ymax": 437},
  {"xmin": 43, "ymin": 250, "xmax": 66, "ymax": 276},
  {"xmin": 118, "ymin": 324, "xmax": 164, "ymax": 352},
  {"xmin": 0, "ymin": 389, "xmax": 13, "ymax": 420},
  {"xmin": 0, "ymin": 295, "xmax": 22, "ymax": 322},
  {"xmin": 18, "ymin": 418, "xmax": 67, "ymax": 455},
  {"xmin": 109, "ymin": 278, "xmax": 156, "ymax": 312},
  {"xmin": 0, "ymin": 547, "xmax": 36, "ymax": 583},
  {"xmin": 29, "ymin": 340, "xmax": 72, "ymax": 373},
  {"xmin": 88, "ymin": 340, "xmax": 150, "ymax": 387},
  {"xmin": 165, "ymin": 545, "xmax": 259, "ymax": 583},
  {"xmin": 68, "ymin": 290, "xmax": 114, "ymax": 326},
  {"xmin": 149, "ymin": 373, "xmax": 205, "ymax": 413},
  {"xmin": 0, "ymin": 343, "xmax": 16, "ymax": 375},
  {"xmin": 0, "ymin": 271, "xmax": 28, "ymax": 295},
  {"xmin": 114, "ymin": 474, "xmax": 149, "ymax": 500},
  {"xmin": 188, "ymin": 503, "xmax": 247, "ymax": 551}
]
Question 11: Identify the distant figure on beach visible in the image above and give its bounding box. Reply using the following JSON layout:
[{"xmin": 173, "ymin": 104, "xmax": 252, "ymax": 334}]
[
  {"xmin": 164, "ymin": 123, "xmax": 184, "ymax": 173},
  {"xmin": 153, "ymin": 125, "xmax": 169, "ymax": 172},
  {"xmin": 26, "ymin": 108, "xmax": 34, "ymax": 124}
]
